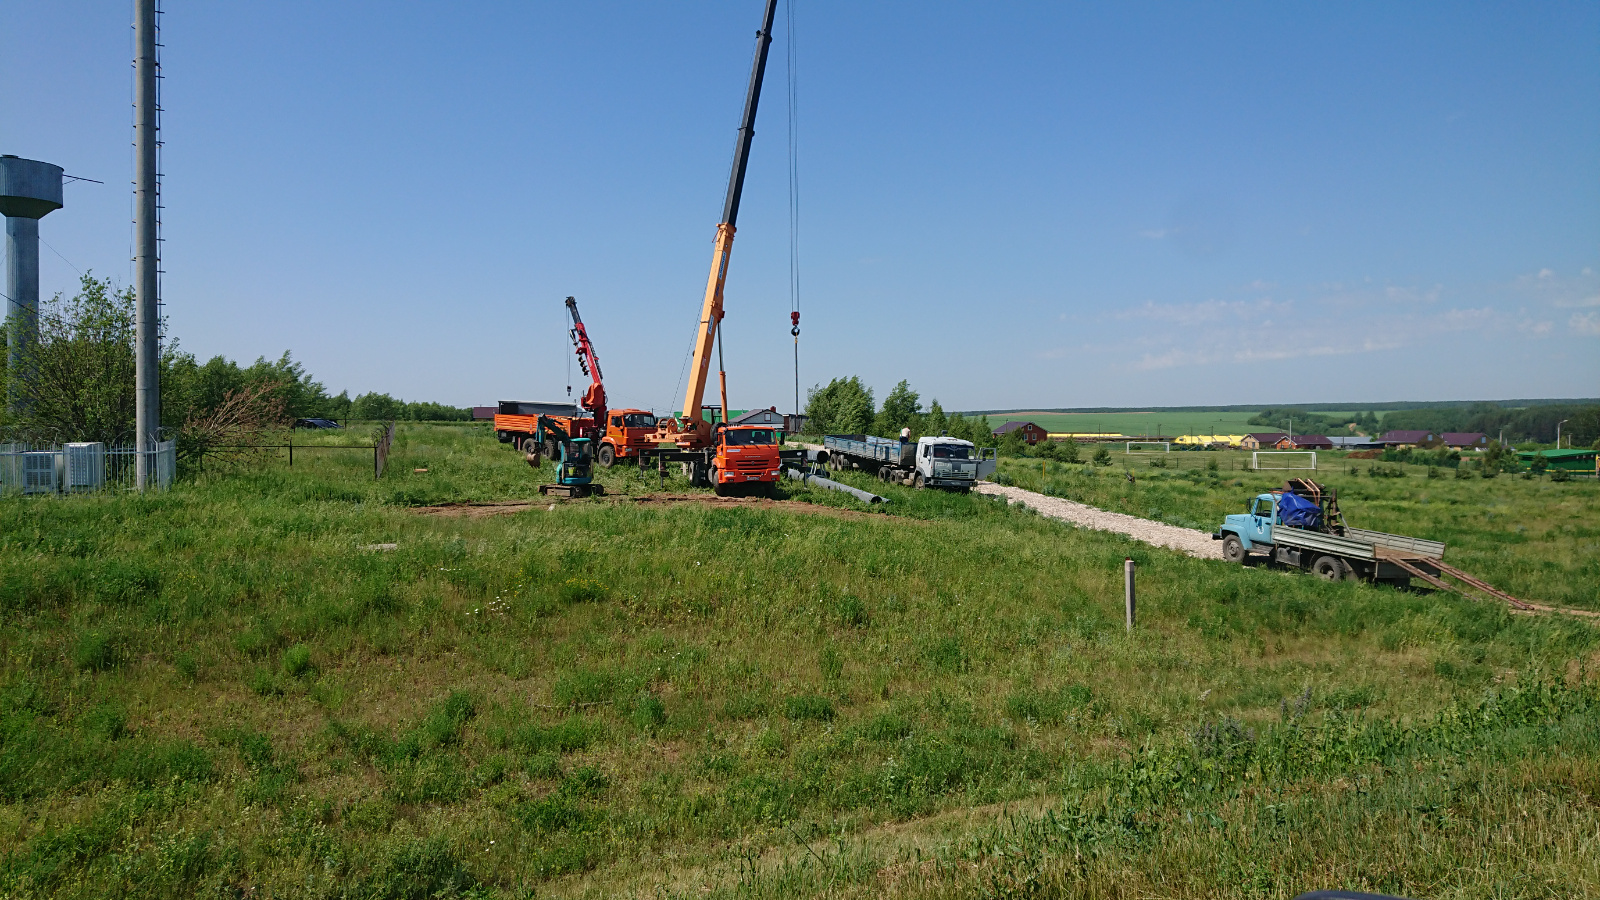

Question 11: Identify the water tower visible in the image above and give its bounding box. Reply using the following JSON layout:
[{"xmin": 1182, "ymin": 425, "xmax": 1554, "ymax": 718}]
[{"xmin": 0, "ymin": 155, "xmax": 64, "ymax": 411}]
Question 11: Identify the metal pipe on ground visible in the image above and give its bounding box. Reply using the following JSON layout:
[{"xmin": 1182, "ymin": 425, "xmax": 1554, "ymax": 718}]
[{"xmin": 784, "ymin": 467, "xmax": 888, "ymax": 505}]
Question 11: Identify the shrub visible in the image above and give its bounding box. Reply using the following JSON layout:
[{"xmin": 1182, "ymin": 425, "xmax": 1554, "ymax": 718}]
[
  {"xmin": 630, "ymin": 692, "xmax": 666, "ymax": 730},
  {"xmin": 783, "ymin": 694, "xmax": 836, "ymax": 722},
  {"xmin": 922, "ymin": 635, "xmax": 967, "ymax": 673},
  {"xmin": 559, "ymin": 577, "xmax": 608, "ymax": 604},
  {"xmin": 281, "ymin": 644, "xmax": 313, "ymax": 678},
  {"xmin": 1092, "ymin": 447, "xmax": 1112, "ymax": 466},
  {"xmin": 363, "ymin": 836, "xmax": 476, "ymax": 899},
  {"xmin": 508, "ymin": 717, "xmax": 596, "ymax": 755},
  {"xmin": 73, "ymin": 630, "xmax": 121, "ymax": 672}
]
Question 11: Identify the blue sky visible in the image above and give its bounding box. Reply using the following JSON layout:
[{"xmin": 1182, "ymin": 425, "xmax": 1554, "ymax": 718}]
[{"xmin": 3, "ymin": 1, "xmax": 1596, "ymax": 413}]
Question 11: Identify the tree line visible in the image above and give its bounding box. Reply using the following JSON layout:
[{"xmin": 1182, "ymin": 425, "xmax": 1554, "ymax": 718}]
[
  {"xmin": 0, "ymin": 274, "xmax": 471, "ymax": 448},
  {"xmin": 1248, "ymin": 403, "xmax": 1600, "ymax": 446},
  {"xmin": 802, "ymin": 376, "xmax": 999, "ymax": 447}
]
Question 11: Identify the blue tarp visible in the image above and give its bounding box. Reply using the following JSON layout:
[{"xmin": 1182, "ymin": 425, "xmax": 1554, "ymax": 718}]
[{"xmin": 1277, "ymin": 491, "xmax": 1323, "ymax": 529}]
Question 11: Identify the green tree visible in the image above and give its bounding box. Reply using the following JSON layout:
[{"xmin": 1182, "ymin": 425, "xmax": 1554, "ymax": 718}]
[
  {"xmin": 972, "ymin": 415, "xmax": 997, "ymax": 448},
  {"xmin": 5, "ymin": 274, "xmax": 138, "ymax": 444},
  {"xmin": 1056, "ymin": 436, "xmax": 1081, "ymax": 464},
  {"xmin": 925, "ymin": 400, "xmax": 948, "ymax": 437},
  {"xmin": 872, "ymin": 380, "xmax": 923, "ymax": 437},
  {"xmin": 803, "ymin": 377, "xmax": 874, "ymax": 435},
  {"xmin": 351, "ymin": 392, "xmax": 403, "ymax": 421},
  {"xmin": 998, "ymin": 427, "xmax": 1027, "ymax": 458}
]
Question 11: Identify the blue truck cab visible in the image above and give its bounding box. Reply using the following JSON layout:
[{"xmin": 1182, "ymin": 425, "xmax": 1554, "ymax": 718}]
[{"xmin": 1221, "ymin": 492, "xmax": 1281, "ymax": 552}]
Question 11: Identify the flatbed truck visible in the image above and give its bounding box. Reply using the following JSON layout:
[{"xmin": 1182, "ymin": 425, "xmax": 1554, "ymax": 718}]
[
  {"xmin": 1213, "ymin": 478, "xmax": 1533, "ymax": 609},
  {"xmin": 819, "ymin": 434, "xmax": 997, "ymax": 491}
]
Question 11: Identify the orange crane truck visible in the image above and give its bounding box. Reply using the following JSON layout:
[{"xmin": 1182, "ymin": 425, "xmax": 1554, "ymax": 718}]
[
  {"xmin": 634, "ymin": 0, "xmax": 802, "ymax": 496},
  {"xmin": 496, "ymin": 296, "xmax": 659, "ymax": 466}
]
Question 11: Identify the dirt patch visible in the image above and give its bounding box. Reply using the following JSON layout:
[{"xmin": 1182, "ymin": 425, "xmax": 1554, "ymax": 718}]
[{"xmin": 410, "ymin": 493, "xmax": 903, "ymax": 523}]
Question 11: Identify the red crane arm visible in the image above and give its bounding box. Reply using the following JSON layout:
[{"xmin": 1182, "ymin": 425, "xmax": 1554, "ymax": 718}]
[{"xmin": 565, "ymin": 296, "xmax": 606, "ymax": 421}]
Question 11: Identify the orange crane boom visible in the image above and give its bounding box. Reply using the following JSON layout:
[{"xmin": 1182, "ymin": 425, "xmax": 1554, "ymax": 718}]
[{"xmin": 660, "ymin": 0, "xmax": 778, "ymax": 447}]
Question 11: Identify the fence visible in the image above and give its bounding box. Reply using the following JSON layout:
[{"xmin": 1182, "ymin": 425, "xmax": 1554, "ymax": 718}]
[
  {"xmin": 0, "ymin": 441, "xmax": 176, "ymax": 496},
  {"xmin": 375, "ymin": 421, "xmax": 396, "ymax": 478},
  {"xmin": 194, "ymin": 421, "xmax": 399, "ymax": 479}
]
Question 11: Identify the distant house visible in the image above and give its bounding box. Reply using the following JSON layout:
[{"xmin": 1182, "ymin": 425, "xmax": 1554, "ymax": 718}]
[
  {"xmin": 1440, "ymin": 432, "xmax": 1490, "ymax": 451},
  {"xmin": 472, "ymin": 406, "xmax": 496, "ymax": 421},
  {"xmin": 1240, "ymin": 433, "xmax": 1288, "ymax": 450},
  {"xmin": 1288, "ymin": 435, "xmax": 1333, "ymax": 450},
  {"xmin": 730, "ymin": 407, "xmax": 784, "ymax": 427},
  {"xmin": 1327, "ymin": 436, "xmax": 1381, "ymax": 450},
  {"xmin": 994, "ymin": 421, "xmax": 1046, "ymax": 445},
  {"xmin": 1379, "ymin": 430, "xmax": 1440, "ymax": 448}
]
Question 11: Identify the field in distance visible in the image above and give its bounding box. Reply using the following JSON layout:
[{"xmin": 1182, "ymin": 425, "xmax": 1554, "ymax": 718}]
[{"xmin": 969, "ymin": 410, "xmax": 1273, "ymax": 436}]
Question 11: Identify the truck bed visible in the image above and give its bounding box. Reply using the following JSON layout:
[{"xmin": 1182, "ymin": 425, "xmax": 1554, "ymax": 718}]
[
  {"xmin": 822, "ymin": 434, "xmax": 910, "ymax": 465},
  {"xmin": 1272, "ymin": 526, "xmax": 1445, "ymax": 561}
]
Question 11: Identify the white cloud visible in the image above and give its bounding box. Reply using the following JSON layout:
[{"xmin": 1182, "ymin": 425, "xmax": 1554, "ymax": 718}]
[
  {"xmin": 1553, "ymin": 294, "xmax": 1600, "ymax": 309},
  {"xmin": 1539, "ymin": 268, "xmax": 1555, "ymax": 279},
  {"xmin": 1571, "ymin": 312, "xmax": 1600, "ymax": 337},
  {"xmin": 1117, "ymin": 297, "xmax": 1290, "ymax": 325},
  {"xmin": 1384, "ymin": 284, "xmax": 1442, "ymax": 304},
  {"xmin": 1518, "ymin": 319, "xmax": 1554, "ymax": 336}
]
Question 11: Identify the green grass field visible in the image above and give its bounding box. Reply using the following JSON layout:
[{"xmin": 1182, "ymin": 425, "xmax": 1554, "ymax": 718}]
[{"xmin": 1, "ymin": 423, "xmax": 1596, "ymax": 899}]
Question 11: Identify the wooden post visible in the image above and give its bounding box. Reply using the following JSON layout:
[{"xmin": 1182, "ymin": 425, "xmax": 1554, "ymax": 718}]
[{"xmin": 1124, "ymin": 558, "xmax": 1136, "ymax": 632}]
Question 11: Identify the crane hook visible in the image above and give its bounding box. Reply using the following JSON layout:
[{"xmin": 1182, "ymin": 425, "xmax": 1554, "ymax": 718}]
[{"xmin": 790, "ymin": 310, "xmax": 800, "ymax": 337}]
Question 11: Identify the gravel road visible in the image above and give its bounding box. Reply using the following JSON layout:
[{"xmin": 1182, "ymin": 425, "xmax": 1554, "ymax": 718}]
[{"xmin": 975, "ymin": 482, "xmax": 1224, "ymax": 559}]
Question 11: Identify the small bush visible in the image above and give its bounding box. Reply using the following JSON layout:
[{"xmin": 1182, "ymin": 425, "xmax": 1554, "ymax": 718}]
[
  {"xmin": 922, "ymin": 635, "xmax": 967, "ymax": 673},
  {"xmin": 830, "ymin": 594, "xmax": 868, "ymax": 628},
  {"xmin": 1092, "ymin": 447, "xmax": 1112, "ymax": 466},
  {"xmin": 363, "ymin": 836, "xmax": 477, "ymax": 899},
  {"xmin": 559, "ymin": 577, "xmax": 608, "ymax": 604},
  {"xmin": 247, "ymin": 669, "xmax": 283, "ymax": 697},
  {"xmin": 73, "ymin": 630, "xmax": 122, "ymax": 672},
  {"xmin": 509, "ymin": 716, "xmax": 596, "ymax": 755},
  {"xmin": 783, "ymin": 694, "xmax": 836, "ymax": 722},
  {"xmin": 819, "ymin": 645, "xmax": 843, "ymax": 681},
  {"xmin": 630, "ymin": 692, "xmax": 666, "ymax": 730},
  {"xmin": 282, "ymin": 644, "xmax": 313, "ymax": 678},
  {"xmin": 81, "ymin": 703, "xmax": 127, "ymax": 741},
  {"xmin": 720, "ymin": 692, "xmax": 768, "ymax": 720}
]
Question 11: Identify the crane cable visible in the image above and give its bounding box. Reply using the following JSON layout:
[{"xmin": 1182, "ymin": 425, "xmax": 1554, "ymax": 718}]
[{"xmin": 786, "ymin": 0, "xmax": 801, "ymax": 419}]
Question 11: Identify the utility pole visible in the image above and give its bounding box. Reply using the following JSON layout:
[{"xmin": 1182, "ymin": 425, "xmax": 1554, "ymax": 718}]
[
  {"xmin": 133, "ymin": 0, "xmax": 161, "ymax": 488},
  {"xmin": 1556, "ymin": 419, "xmax": 1568, "ymax": 449}
]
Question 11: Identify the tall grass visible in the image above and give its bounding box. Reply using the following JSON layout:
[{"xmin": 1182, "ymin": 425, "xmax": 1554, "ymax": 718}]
[{"xmin": 0, "ymin": 424, "xmax": 1592, "ymax": 898}]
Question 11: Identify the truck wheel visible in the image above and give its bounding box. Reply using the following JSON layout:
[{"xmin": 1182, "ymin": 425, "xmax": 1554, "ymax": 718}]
[
  {"xmin": 913, "ymin": 473, "xmax": 924, "ymax": 489},
  {"xmin": 1312, "ymin": 555, "xmax": 1349, "ymax": 582},
  {"xmin": 1222, "ymin": 534, "xmax": 1246, "ymax": 563},
  {"xmin": 597, "ymin": 445, "xmax": 616, "ymax": 468},
  {"xmin": 542, "ymin": 441, "xmax": 558, "ymax": 461}
]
